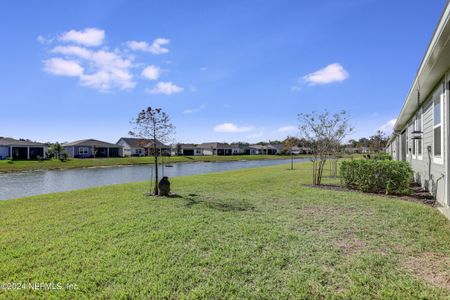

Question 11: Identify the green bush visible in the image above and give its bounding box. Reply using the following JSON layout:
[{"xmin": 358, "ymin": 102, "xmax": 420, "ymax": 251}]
[
  {"xmin": 340, "ymin": 159, "xmax": 413, "ymax": 195},
  {"xmin": 363, "ymin": 153, "xmax": 392, "ymax": 160}
]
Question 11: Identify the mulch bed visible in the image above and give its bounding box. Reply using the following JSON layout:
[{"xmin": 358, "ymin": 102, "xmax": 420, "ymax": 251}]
[{"xmin": 304, "ymin": 182, "xmax": 436, "ymax": 207}]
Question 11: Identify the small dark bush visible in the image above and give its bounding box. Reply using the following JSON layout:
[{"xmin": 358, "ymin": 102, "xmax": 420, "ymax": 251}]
[
  {"xmin": 340, "ymin": 159, "xmax": 413, "ymax": 195},
  {"xmin": 59, "ymin": 152, "xmax": 68, "ymax": 162}
]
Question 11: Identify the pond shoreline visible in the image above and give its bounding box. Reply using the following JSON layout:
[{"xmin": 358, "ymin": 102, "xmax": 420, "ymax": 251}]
[
  {"xmin": 0, "ymin": 158, "xmax": 310, "ymax": 200},
  {"xmin": 0, "ymin": 155, "xmax": 314, "ymax": 174}
]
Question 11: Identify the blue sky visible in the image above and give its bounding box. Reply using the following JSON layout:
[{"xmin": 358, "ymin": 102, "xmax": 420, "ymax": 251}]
[{"xmin": 0, "ymin": 0, "xmax": 446, "ymax": 144}]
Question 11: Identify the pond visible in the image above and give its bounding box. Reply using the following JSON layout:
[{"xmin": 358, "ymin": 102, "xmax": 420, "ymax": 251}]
[{"xmin": 0, "ymin": 158, "xmax": 308, "ymax": 200}]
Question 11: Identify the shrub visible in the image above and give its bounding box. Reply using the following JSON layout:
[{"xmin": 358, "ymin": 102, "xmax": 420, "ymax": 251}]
[
  {"xmin": 59, "ymin": 152, "xmax": 68, "ymax": 162},
  {"xmin": 363, "ymin": 153, "xmax": 392, "ymax": 160},
  {"xmin": 340, "ymin": 159, "xmax": 413, "ymax": 195}
]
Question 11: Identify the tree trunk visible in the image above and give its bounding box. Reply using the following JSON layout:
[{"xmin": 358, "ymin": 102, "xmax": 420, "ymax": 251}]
[
  {"xmin": 154, "ymin": 153, "xmax": 159, "ymax": 195},
  {"xmin": 312, "ymin": 160, "xmax": 317, "ymax": 185},
  {"xmin": 316, "ymin": 158, "xmax": 326, "ymax": 185}
]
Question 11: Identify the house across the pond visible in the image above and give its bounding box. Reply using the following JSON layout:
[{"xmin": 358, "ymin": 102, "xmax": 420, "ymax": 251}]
[
  {"xmin": 248, "ymin": 144, "xmax": 281, "ymax": 155},
  {"xmin": 116, "ymin": 137, "xmax": 171, "ymax": 156},
  {"xmin": 199, "ymin": 142, "xmax": 235, "ymax": 156},
  {"xmin": 171, "ymin": 144, "xmax": 204, "ymax": 156},
  {"xmin": 0, "ymin": 137, "xmax": 48, "ymax": 160},
  {"xmin": 63, "ymin": 139, "xmax": 123, "ymax": 158}
]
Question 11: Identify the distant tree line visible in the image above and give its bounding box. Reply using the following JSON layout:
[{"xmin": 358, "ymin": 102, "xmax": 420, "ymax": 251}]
[
  {"xmin": 345, "ymin": 130, "xmax": 389, "ymax": 153},
  {"xmin": 277, "ymin": 129, "xmax": 389, "ymax": 154}
]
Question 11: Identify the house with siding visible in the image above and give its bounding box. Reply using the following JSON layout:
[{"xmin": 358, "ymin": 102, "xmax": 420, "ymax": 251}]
[
  {"xmin": 290, "ymin": 146, "xmax": 313, "ymax": 155},
  {"xmin": 344, "ymin": 147, "xmax": 369, "ymax": 154},
  {"xmin": 116, "ymin": 138, "xmax": 170, "ymax": 156},
  {"xmin": 199, "ymin": 142, "xmax": 235, "ymax": 156},
  {"xmin": 386, "ymin": 1, "xmax": 450, "ymax": 209},
  {"xmin": 63, "ymin": 139, "xmax": 123, "ymax": 158},
  {"xmin": 171, "ymin": 144, "xmax": 204, "ymax": 156},
  {"xmin": 229, "ymin": 143, "xmax": 248, "ymax": 155},
  {"xmin": 249, "ymin": 144, "xmax": 280, "ymax": 155},
  {"xmin": 0, "ymin": 137, "xmax": 48, "ymax": 160}
]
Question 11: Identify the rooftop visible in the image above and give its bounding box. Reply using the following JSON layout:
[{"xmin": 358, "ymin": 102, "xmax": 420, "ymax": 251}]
[
  {"xmin": 118, "ymin": 137, "xmax": 169, "ymax": 148},
  {"xmin": 0, "ymin": 137, "xmax": 46, "ymax": 147},
  {"xmin": 63, "ymin": 139, "xmax": 122, "ymax": 148}
]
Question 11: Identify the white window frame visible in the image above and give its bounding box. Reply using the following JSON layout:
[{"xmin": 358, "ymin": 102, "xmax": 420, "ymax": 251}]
[
  {"xmin": 414, "ymin": 110, "xmax": 423, "ymax": 160},
  {"xmin": 411, "ymin": 122, "xmax": 416, "ymax": 157},
  {"xmin": 433, "ymin": 92, "xmax": 444, "ymax": 164},
  {"xmin": 78, "ymin": 147, "xmax": 89, "ymax": 155},
  {"xmin": 407, "ymin": 122, "xmax": 414, "ymax": 158},
  {"xmin": 405, "ymin": 128, "xmax": 409, "ymax": 158}
]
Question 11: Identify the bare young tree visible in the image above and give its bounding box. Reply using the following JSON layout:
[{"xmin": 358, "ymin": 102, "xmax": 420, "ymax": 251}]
[
  {"xmin": 283, "ymin": 136, "xmax": 298, "ymax": 170},
  {"xmin": 130, "ymin": 107, "xmax": 175, "ymax": 195},
  {"xmin": 298, "ymin": 110, "xmax": 352, "ymax": 185},
  {"xmin": 369, "ymin": 130, "xmax": 388, "ymax": 153}
]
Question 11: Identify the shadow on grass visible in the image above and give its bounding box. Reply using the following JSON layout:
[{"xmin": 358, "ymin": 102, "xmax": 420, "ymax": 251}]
[{"xmin": 183, "ymin": 193, "xmax": 255, "ymax": 212}]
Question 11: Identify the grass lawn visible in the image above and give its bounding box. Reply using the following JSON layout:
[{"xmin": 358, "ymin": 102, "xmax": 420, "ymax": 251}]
[
  {"xmin": 0, "ymin": 154, "xmax": 311, "ymax": 173},
  {"xmin": 0, "ymin": 162, "xmax": 449, "ymax": 298}
]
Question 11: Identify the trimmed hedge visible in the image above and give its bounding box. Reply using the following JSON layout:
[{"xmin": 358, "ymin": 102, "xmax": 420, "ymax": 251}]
[
  {"xmin": 363, "ymin": 153, "xmax": 392, "ymax": 160},
  {"xmin": 340, "ymin": 160, "xmax": 413, "ymax": 195}
]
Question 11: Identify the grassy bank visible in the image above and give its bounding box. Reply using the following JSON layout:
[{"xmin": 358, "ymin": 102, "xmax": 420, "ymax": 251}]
[
  {"xmin": 0, "ymin": 162, "xmax": 449, "ymax": 298},
  {"xmin": 0, "ymin": 154, "xmax": 310, "ymax": 173}
]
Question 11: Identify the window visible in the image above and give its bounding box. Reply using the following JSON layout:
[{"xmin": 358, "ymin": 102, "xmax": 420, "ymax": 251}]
[
  {"xmin": 78, "ymin": 147, "xmax": 89, "ymax": 155},
  {"xmin": 433, "ymin": 93, "xmax": 443, "ymax": 162}
]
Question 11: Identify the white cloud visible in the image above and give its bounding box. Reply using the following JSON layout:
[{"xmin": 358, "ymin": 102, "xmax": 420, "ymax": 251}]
[
  {"xmin": 302, "ymin": 63, "xmax": 349, "ymax": 86},
  {"xmin": 141, "ymin": 65, "xmax": 160, "ymax": 80},
  {"xmin": 47, "ymin": 46, "xmax": 135, "ymax": 91},
  {"xmin": 80, "ymin": 70, "xmax": 135, "ymax": 91},
  {"xmin": 51, "ymin": 45, "xmax": 93, "ymax": 59},
  {"xmin": 183, "ymin": 104, "xmax": 205, "ymax": 114},
  {"xmin": 43, "ymin": 58, "xmax": 84, "ymax": 77},
  {"xmin": 81, "ymin": 50, "xmax": 135, "ymax": 90},
  {"xmin": 291, "ymin": 86, "xmax": 302, "ymax": 92},
  {"xmin": 59, "ymin": 28, "xmax": 105, "ymax": 47},
  {"xmin": 147, "ymin": 82, "xmax": 183, "ymax": 95},
  {"xmin": 126, "ymin": 38, "xmax": 170, "ymax": 54},
  {"xmin": 214, "ymin": 123, "xmax": 253, "ymax": 133},
  {"xmin": 378, "ymin": 118, "xmax": 397, "ymax": 134},
  {"xmin": 277, "ymin": 126, "xmax": 297, "ymax": 133},
  {"xmin": 40, "ymin": 30, "xmax": 176, "ymax": 92},
  {"xmin": 37, "ymin": 35, "xmax": 53, "ymax": 44}
]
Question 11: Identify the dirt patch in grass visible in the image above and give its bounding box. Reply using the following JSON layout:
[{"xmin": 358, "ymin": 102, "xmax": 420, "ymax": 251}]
[
  {"xmin": 304, "ymin": 184, "xmax": 436, "ymax": 207},
  {"xmin": 335, "ymin": 236, "xmax": 367, "ymax": 256},
  {"xmin": 403, "ymin": 252, "xmax": 450, "ymax": 291},
  {"xmin": 331, "ymin": 231, "xmax": 368, "ymax": 256},
  {"xmin": 298, "ymin": 206, "xmax": 358, "ymax": 217}
]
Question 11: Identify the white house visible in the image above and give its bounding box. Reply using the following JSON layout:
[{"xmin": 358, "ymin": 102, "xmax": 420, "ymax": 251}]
[
  {"xmin": 117, "ymin": 138, "xmax": 170, "ymax": 157},
  {"xmin": 199, "ymin": 142, "xmax": 235, "ymax": 156},
  {"xmin": 386, "ymin": 1, "xmax": 450, "ymax": 209},
  {"xmin": 249, "ymin": 144, "xmax": 280, "ymax": 155}
]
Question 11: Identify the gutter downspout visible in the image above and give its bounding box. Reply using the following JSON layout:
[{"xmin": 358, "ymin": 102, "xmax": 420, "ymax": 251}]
[{"xmin": 445, "ymin": 78, "xmax": 450, "ymax": 207}]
